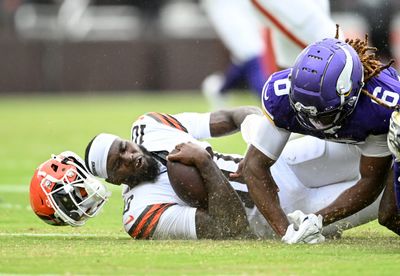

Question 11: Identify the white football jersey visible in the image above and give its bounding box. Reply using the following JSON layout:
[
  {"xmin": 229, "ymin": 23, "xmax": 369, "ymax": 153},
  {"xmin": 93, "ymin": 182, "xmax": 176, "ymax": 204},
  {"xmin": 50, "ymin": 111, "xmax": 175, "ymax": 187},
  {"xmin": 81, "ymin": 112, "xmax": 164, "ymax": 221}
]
[
  {"xmin": 122, "ymin": 112, "xmax": 379, "ymax": 240},
  {"xmin": 122, "ymin": 111, "xmax": 272, "ymax": 239},
  {"xmin": 130, "ymin": 112, "xmax": 212, "ymax": 153}
]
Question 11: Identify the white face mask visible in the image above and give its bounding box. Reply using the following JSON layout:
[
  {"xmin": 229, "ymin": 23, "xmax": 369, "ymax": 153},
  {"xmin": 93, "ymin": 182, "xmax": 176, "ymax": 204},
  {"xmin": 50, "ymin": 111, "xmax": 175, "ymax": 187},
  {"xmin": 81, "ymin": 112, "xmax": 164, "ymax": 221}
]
[
  {"xmin": 309, "ymin": 118, "xmax": 332, "ymax": 130},
  {"xmin": 42, "ymin": 158, "xmax": 111, "ymax": 226},
  {"xmin": 308, "ymin": 112, "xmax": 341, "ymax": 130}
]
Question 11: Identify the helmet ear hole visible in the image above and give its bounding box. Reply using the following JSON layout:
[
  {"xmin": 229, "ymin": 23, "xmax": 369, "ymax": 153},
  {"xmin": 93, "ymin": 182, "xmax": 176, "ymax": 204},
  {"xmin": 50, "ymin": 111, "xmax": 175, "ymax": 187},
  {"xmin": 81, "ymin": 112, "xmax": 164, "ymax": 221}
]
[{"xmin": 51, "ymin": 164, "xmax": 58, "ymax": 172}]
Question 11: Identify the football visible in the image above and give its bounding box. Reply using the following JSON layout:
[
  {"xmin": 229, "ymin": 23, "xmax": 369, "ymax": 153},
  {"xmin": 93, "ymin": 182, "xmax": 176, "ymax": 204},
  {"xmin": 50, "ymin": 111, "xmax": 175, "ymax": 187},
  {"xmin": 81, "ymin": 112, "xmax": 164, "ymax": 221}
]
[{"xmin": 166, "ymin": 160, "xmax": 208, "ymax": 209}]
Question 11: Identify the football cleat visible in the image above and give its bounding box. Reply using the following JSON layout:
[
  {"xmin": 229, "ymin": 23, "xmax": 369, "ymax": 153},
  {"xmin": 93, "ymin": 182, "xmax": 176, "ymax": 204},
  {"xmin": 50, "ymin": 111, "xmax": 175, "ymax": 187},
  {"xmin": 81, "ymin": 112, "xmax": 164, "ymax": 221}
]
[{"xmin": 201, "ymin": 73, "xmax": 228, "ymax": 110}]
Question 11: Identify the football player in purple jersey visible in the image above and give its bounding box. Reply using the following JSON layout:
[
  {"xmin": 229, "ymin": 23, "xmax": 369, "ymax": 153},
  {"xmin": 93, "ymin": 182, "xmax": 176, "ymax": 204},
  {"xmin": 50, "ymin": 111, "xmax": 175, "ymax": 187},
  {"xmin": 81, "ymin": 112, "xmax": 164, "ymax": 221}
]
[{"xmin": 233, "ymin": 27, "xmax": 400, "ymax": 240}]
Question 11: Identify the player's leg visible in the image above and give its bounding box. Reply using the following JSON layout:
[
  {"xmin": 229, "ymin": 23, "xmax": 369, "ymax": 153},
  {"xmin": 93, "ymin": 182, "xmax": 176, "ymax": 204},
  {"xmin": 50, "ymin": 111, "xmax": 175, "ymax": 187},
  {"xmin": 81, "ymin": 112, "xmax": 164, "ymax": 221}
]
[
  {"xmin": 272, "ymin": 136, "xmax": 379, "ymax": 236},
  {"xmin": 248, "ymin": 180, "xmax": 380, "ymax": 239},
  {"xmin": 251, "ymin": 0, "xmax": 342, "ymax": 69},
  {"xmin": 201, "ymin": 0, "xmax": 267, "ymax": 108},
  {"xmin": 202, "ymin": 0, "xmax": 264, "ymax": 64},
  {"xmin": 306, "ymin": 181, "xmax": 381, "ymax": 238},
  {"xmin": 271, "ymin": 136, "xmax": 359, "ymax": 212},
  {"xmin": 278, "ymin": 136, "xmax": 361, "ymax": 189}
]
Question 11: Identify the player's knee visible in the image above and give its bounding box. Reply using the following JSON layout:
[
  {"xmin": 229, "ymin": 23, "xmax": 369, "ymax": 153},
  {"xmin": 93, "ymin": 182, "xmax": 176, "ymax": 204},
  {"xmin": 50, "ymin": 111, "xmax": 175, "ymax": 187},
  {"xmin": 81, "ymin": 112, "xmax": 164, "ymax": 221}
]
[
  {"xmin": 378, "ymin": 214, "xmax": 400, "ymax": 235},
  {"xmin": 378, "ymin": 209, "xmax": 396, "ymax": 228},
  {"xmin": 378, "ymin": 210, "xmax": 390, "ymax": 226}
]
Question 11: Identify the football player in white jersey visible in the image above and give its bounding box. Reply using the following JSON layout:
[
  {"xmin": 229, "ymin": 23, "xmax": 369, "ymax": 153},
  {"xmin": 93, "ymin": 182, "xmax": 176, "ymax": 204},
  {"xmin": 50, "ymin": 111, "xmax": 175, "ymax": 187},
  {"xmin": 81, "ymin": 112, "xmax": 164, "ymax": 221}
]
[
  {"xmin": 84, "ymin": 107, "xmax": 379, "ymax": 242},
  {"xmin": 251, "ymin": 0, "xmax": 342, "ymax": 69},
  {"xmin": 201, "ymin": 0, "xmax": 268, "ymax": 108},
  {"xmin": 201, "ymin": 0, "xmax": 342, "ymax": 109}
]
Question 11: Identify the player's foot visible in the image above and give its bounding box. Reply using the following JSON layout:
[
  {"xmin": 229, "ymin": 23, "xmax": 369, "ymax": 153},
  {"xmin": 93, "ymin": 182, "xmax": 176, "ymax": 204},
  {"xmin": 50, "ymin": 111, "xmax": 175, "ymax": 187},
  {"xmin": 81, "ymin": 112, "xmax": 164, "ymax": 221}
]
[{"xmin": 201, "ymin": 73, "xmax": 228, "ymax": 110}]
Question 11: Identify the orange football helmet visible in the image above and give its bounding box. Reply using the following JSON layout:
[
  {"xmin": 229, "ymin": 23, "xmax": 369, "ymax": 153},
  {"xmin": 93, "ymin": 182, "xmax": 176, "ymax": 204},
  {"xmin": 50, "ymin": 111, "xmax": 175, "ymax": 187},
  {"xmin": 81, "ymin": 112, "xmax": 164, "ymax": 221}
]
[{"xmin": 30, "ymin": 151, "xmax": 111, "ymax": 226}]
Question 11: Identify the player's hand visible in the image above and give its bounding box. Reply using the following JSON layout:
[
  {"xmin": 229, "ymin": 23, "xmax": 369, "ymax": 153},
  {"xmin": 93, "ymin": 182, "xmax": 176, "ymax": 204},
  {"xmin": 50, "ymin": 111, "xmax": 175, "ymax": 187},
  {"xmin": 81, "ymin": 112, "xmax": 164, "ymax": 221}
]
[
  {"xmin": 167, "ymin": 142, "xmax": 211, "ymax": 167},
  {"xmin": 282, "ymin": 211, "xmax": 325, "ymax": 244},
  {"xmin": 287, "ymin": 210, "xmax": 308, "ymax": 227},
  {"xmin": 229, "ymin": 159, "xmax": 244, "ymax": 180}
]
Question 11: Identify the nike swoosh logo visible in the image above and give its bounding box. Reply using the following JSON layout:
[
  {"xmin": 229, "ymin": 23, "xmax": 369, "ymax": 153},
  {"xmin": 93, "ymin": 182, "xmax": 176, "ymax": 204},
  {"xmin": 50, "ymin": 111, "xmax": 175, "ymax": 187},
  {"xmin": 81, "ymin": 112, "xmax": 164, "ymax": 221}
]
[{"xmin": 124, "ymin": 215, "xmax": 134, "ymax": 225}]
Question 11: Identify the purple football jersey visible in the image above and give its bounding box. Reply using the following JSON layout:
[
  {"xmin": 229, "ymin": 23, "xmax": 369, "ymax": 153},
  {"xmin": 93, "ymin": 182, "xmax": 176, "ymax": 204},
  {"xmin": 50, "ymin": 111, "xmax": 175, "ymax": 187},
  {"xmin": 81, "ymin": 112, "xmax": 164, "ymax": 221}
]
[{"xmin": 262, "ymin": 67, "xmax": 400, "ymax": 143}]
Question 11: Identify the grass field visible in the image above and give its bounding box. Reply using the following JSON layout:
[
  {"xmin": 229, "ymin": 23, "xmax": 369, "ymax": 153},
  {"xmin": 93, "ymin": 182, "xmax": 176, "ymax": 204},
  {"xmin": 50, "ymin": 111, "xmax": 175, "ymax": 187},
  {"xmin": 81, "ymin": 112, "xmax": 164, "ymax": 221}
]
[{"xmin": 1, "ymin": 92, "xmax": 399, "ymax": 275}]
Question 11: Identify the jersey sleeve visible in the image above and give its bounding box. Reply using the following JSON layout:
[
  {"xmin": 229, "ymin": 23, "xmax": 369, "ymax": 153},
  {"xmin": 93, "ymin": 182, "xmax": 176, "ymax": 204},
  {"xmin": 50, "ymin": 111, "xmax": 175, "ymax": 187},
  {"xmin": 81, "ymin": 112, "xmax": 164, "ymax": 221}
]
[
  {"xmin": 260, "ymin": 69, "xmax": 292, "ymax": 124},
  {"xmin": 137, "ymin": 112, "xmax": 211, "ymax": 140},
  {"xmin": 172, "ymin": 112, "xmax": 211, "ymax": 139},
  {"xmin": 241, "ymin": 113, "xmax": 290, "ymax": 160},
  {"xmin": 261, "ymin": 75, "xmax": 276, "ymax": 122},
  {"xmin": 384, "ymin": 67, "xmax": 400, "ymax": 81},
  {"xmin": 356, "ymin": 134, "xmax": 391, "ymax": 157}
]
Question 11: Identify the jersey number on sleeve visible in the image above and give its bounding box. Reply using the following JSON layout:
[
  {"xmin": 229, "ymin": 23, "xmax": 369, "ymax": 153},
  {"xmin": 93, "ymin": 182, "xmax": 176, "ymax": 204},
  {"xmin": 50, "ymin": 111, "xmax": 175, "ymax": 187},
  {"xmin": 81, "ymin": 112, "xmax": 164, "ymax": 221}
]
[
  {"xmin": 273, "ymin": 78, "xmax": 291, "ymax": 96},
  {"xmin": 132, "ymin": 124, "xmax": 146, "ymax": 144},
  {"xmin": 371, "ymin": 87, "xmax": 400, "ymax": 107},
  {"xmin": 123, "ymin": 194, "xmax": 134, "ymax": 215}
]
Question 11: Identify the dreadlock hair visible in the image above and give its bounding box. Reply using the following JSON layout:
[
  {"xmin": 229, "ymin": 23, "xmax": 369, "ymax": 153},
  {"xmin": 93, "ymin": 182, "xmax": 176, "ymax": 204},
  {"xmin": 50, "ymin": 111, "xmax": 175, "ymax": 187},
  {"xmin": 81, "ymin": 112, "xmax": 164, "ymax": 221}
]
[{"xmin": 335, "ymin": 24, "xmax": 396, "ymax": 110}]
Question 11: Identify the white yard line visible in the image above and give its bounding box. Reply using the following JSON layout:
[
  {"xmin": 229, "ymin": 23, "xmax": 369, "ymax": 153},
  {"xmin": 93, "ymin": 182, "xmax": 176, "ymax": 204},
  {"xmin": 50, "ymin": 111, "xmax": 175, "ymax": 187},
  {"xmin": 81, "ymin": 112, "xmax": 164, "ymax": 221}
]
[{"xmin": 0, "ymin": 185, "xmax": 29, "ymax": 193}]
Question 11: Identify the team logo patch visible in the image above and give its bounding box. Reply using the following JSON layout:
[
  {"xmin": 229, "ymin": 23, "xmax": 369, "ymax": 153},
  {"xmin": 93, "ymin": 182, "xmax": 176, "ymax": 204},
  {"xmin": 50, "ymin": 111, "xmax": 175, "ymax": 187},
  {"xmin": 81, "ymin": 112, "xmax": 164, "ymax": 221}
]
[{"xmin": 124, "ymin": 215, "xmax": 134, "ymax": 225}]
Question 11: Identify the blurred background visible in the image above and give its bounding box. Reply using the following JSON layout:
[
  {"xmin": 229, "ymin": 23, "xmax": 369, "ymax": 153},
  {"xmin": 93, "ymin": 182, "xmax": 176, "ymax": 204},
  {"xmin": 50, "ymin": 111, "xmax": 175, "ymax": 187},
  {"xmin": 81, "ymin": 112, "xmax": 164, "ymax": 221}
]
[{"xmin": 0, "ymin": 0, "xmax": 399, "ymax": 93}]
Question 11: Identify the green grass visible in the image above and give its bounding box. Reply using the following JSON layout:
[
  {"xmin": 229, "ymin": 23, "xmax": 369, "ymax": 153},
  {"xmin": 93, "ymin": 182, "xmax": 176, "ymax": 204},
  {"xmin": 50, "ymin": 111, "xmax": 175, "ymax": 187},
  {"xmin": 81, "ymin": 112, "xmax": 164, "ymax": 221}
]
[{"xmin": 0, "ymin": 92, "xmax": 399, "ymax": 275}]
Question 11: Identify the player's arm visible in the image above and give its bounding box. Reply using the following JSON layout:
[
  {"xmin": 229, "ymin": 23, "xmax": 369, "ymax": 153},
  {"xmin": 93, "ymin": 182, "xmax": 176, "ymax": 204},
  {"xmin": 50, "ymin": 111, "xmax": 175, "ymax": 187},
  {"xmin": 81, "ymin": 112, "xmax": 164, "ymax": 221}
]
[
  {"xmin": 241, "ymin": 145, "xmax": 289, "ymax": 237},
  {"xmin": 209, "ymin": 106, "xmax": 262, "ymax": 137},
  {"xmin": 236, "ymin": 115, "xmax": 291, "ymax": 237},
  {"xmin": 317, "ymin": 154, "xmax": 392, "ymax": 225},
  {"xmin": 167, "ymin": 142, "xmax": 250, "ymax": 239},
  {"xmin": 317, "ymin": 133, "xmax": 393, "ymax": 225},
  {"xmin": 377, "ymin": 166, "xmax": 400, "ymax": 235},
  {"xmin": 157, "ymin": 106, "xmax": 261, "ymax": 140},
  {"xmin": 376, "ymin": 111, "xmax": 400, "ymax": 234}
]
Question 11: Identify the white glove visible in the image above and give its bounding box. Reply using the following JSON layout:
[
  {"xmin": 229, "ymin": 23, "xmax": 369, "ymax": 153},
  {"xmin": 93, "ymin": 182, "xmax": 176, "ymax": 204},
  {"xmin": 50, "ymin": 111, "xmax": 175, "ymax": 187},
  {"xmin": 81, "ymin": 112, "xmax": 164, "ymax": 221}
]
[
  {"xmin": 287, "ymin": 210, "xmax": 307, "ymax": 227},
  {"xmin": 282, "ymin": 211, "xmax": 325, "ymax": 244}
]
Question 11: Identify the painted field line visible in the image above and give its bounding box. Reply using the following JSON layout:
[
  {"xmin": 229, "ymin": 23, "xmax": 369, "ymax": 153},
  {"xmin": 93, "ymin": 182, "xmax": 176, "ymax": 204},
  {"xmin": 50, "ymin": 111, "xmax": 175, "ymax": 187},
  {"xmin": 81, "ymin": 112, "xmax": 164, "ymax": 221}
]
[
  {"xmin": 0, "ymin": 232, "xmax": 127, "ymax": 238},
  {"xmin": 0, "ymin": 185, "xmax": 28, "ymax": 193}
]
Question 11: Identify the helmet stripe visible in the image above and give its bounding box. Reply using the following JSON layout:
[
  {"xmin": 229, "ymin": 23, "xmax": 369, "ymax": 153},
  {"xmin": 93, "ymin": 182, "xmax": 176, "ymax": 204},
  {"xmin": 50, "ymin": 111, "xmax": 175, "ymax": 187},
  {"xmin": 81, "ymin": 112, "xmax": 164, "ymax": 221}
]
[{"xmin": 336, "ymin": 45, "xmax": 354, "ymax": 97}]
